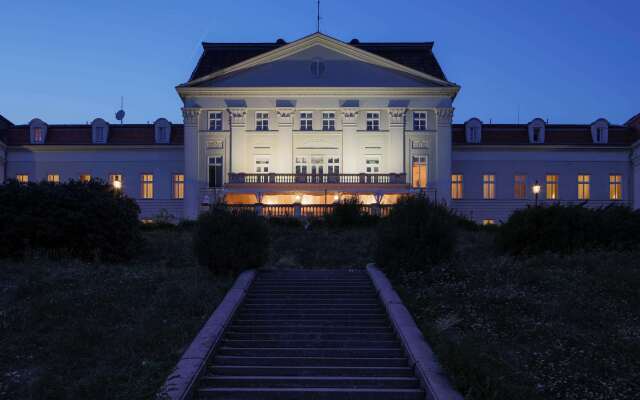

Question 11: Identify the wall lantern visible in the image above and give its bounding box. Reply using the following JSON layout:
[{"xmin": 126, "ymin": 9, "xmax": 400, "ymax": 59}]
[
  {"xmin": 333, "ymin": 194, "xmax": 340, "ymax": 203},
  {"xmin": 532, "ymin": 180, "xmax": 541, "ymax": 206},
  {"xmin": 294, "ymin": 194, "xmax": 302, "ymax": 204},
  {"xmin": 112, "ymin": 180, "xmax": 122, "ymax": 190}
]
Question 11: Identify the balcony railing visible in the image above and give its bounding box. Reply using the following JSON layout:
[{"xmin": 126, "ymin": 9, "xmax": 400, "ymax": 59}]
[{"xmin": 228, "ymin": 173, "xmax": 407, "ymax": 185}]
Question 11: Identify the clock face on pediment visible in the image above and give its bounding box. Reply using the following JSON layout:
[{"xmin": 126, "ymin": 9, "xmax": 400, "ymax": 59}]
[{"xmin": 196, "ymin": 45, "xmax": 441, "ymax": 88}]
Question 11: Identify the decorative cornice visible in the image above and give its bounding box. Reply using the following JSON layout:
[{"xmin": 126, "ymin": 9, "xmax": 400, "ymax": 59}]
[
  {"xmin": 276, "ymin": 108, "xmax": 295, "ymax": 125},
  {"xmin": 388, "ymin": 108, "xmax": 407, "ymax": 126},
  {"xmin": 436, "ymin": 107, "xmax": 454, "ymax": 125},
  {"xmin": 227, "ymin": 108, "xmax": 247, "ymax": 126},
  {"xmin": 177, "ymin": 86, "xmax": 459, "ymax": 99},
  {"xmin": 340, "ymin": 108, "xmax": 359, "ymax": 125},
  {"xmin": 182, "ymin": 108, "xmax": 200, "ymax": 126}
]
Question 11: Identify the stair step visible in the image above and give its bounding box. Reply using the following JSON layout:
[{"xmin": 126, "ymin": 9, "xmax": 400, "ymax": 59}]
[
  {"xmin": 221, "ymin": 339, "xmax": 401, "ymax": 348},
  {"xmin": 236, "ymin": 313, "xmax": 386, "ymax": 320},
  {"xmin": 199, "ymin": 375, "xmax": 420, "ymax": 389},
  {"xmin": 227, "ymin": 326, "xmax": 394, "ymax": 334},
  {"xmin": 242, "ymin": 303, "xmax": 380, "ymax": 309},
  {"xmin": 224, "ymin": 332, "xmax": 396, "ymax": 341},
  {"xmin": 209, "ymin": 365, "xmax": 415, "ymax": 377},
  {"xmin": 196, "ymin": 387, "xmax": 425, "ymax": 400},
  {"xmin": 217, "ymin": 347, "xmax": 404, "ymax": 358},
  {"xmin": 231, "ymin": 319, "xmax": 389, "ymax": 327},
  {"xmin": 211, "ymin": 355, "xmax": 410, "ymax": 367}
]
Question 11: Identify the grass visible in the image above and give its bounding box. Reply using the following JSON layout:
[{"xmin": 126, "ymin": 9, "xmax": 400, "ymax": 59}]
[
  {"xmin": 391, "ymin": 231, "xmax": 640, "ymax": 400},
  {"xmin": 0, "ymin": 229, "xmax": 233, "ymax": 400}
]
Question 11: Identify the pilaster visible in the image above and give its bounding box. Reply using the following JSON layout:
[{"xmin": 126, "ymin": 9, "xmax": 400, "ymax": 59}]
[
  {"xmin": 228, "ymin": 108, "xmax": 247, "ymax": 174},
  {"xmin": 341, "ymin": 108, "xmax": 359, "ymax": 173},
  {"xmin": 388, "ymin": 108, "xmax": 406, "ymax": 175},
  {"xmin": 276, "ymin": 108, "xmax": 294, "ymax": 173},
  {"xmin": 435, "ymin": 107, "xmax": 454, "ymax": 204},
  {"xmin": 182, "ymin": 107, "xmax": 201, "ymax": 220}
]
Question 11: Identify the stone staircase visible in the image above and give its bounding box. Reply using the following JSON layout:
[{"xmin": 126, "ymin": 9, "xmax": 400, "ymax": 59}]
[{"xmin": 194, "ymin": 269, "xmax": 425, "ymax": 399}]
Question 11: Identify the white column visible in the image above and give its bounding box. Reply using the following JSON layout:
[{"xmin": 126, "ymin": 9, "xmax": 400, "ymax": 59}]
[
  {"xmin": 632, "ymin": 144, "xmax": 640, "ymax": 210},
  {"xmin": 276, "ymin": 108, "xmax": 294, "ymax": 173},
  {"xmin": 388, "ymin": 108, "xmax": 406, "ymax": 174},
  {"xmin": 182, "ymin": 107, "xmax": 201, "ymax": 220},
  {"xmin": 341, "ymin": 108, "xmax": 359, "ymax": 173},
  {"xmin": 435, "ymin": 107, "xmax": 454, "ymax": 204}
]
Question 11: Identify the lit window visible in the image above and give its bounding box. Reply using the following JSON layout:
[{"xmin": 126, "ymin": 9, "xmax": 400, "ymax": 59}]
[
  {"xmin": 208, "ymin": 156, "xmax": 223, "ymax": 188},
  {"xmin": 483, "ymin": 174, "xmax": 495, "ymax": 200},
  {"xmin": 514, "ymin": 175, "xmax": 527, "ymax": 199},
  {"xmin": 80, "ymin": 174, "xmax": 91, "ymax": 183},
  {"xmin": 411, "ymin": 156, "xmax": 427, "ymax": 188},
  {"xmin": 256, "ymin": 112, "xmax": 269, "ymax": 131},
  {"xmin": 322, "ymin": 112, "xmax": 335, "ymax": 131},
  {"xmin": 328, "ymin": 157, "xmax": 340, "ymax": 174},
  {"xmin": 609, "ymin": 174, "xmax": 622, "ymax": 200},
  {"xmin": 546, "ymin": 174, "xmax": 558, "ymax": 200},
  {"xmin": 366, "ymin": 112, "xmax": 380, "ymax": 131},
  {"xmin": 141, "ymin": 174, "xmax": 154, "ymax": 199},
  {"xmin": 577, "ymin": 174, "xmax": 590, "ymax": 200},
  {"xmin": 47, "ymin": 174, "xmax": 60, "ymax": 183},
  {"xmin": 109, "ymin": 174, "xmax": 123, "ymax": 190},
  {"xmin": 451, "ymin": 174, "xmax": 463, "ymax": 200},
  {"xmin": 300, "ymin": 112, "xmax": 313, "ymax": 131},
  {"xmin": 295, "ymin": 157, "xmax": 308, "ymax": 174},
  {"xmin": 255, "ymin": 157, "xmax": 270, "ymax": 173},
  {"xmin": 482, "ymin": 219, "xmax": 496, "ymax": 226},
  {"xmin": 209, "ymin": 112, "xmax": 223, "ymax": 131},
  {"xmin": 16, "ymin": 174, "xmax": 29, "ymax": 184},
  {"xmin": 413, "ymin": 112, "xmax": 427, "ymax": 131},
  {"xmin": 365, "ymin": 157, "xmax": 380, "ymax": 173},
  {"xmin": 173, "ymin": 174, "xmax": 184, "ymax": 199},
  {"xmin": 33, "ymin": 127, "xmax": 44, "ymax": 144}
]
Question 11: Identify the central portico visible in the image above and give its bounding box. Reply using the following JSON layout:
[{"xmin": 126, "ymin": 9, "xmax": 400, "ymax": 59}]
[{"xmin": 177, "ymin": 33, "xmax": 459, "ymax": 219}]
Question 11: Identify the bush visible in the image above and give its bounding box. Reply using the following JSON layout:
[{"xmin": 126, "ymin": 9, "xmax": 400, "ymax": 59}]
[
  {"xmin": 375, "ymin": 196, "xmax": 458, "ymax": 273},
  {"xmin": 194, "ymin": 207, "xmax": 270, "ymax": 274},
  {"xmin": 0, "ymin": 179, "xmax": 141, "ymax": 262},
  {"xmin": 497, "ymin": 204, "xmax": 640, "ymax": 255},
  {"xmin": 326, "ymin": 196, "xmax": 378, "ymax": 227}
]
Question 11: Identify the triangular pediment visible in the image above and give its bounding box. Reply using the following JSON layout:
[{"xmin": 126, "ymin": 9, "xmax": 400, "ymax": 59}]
[{"xmin": 180, "ymin": 33, "xmax": 457, "ymax": 89}]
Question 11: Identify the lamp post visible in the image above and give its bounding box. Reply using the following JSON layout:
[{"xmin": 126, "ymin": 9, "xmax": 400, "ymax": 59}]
[{"xmin": 532, "ymin": 180, "xmax": 541, "ymax": 207}]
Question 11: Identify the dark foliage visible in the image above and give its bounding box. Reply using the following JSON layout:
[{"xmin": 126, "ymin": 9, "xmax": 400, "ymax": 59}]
[
  {"xmin": 497, "ymin": 204, "xmax": 640, "ymax": 255},
  {"xmin": 375, "ymin": 196, "xmax": 459, "ymax": 273},
  {"xmin": 0, "ymin": 179, "xmax": 141, "ymax": 262},
  {"xmin": 325, "ymin": 196, "xmax": 378, "ymax": 227},
  {"xmin": 194, "ymin": 207, "xmax": 270, "ymax": 274}
]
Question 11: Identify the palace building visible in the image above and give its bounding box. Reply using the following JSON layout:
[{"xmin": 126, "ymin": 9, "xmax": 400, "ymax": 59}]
[{"xmin": 1, "ymin": 33, "xmax": 639, "ymax": 222}]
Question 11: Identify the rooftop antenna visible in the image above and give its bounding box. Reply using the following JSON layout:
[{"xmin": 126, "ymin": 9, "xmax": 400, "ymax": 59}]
[
  {"xmin": 316, "ymin": 0, "xmax": 321, "ymax": 32},
  {"xmin": 115, "ymin": 96, "xmax": 126, "ymax": 124}
]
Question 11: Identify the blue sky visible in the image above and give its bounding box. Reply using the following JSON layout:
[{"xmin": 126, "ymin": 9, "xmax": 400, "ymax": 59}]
[{"xmin": 0, "ymin": 0, "xmax": 637, "ymax": 125}]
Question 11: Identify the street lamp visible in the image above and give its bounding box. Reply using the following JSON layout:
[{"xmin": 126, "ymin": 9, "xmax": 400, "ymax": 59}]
[
  {"xmin": 532, "ymin": 180, "xmax": 541, "ymax": 206},
  {"xmin": 112, "ymin": 180, "xmax": 122, "ymax": 190}
]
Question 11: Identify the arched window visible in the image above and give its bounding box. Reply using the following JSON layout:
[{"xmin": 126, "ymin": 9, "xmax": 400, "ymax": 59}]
[
  {"xmin": 591, "ymin": 118, "xmax": 609, "ymax": 144},
  {"xmin": 29, "ymin": 118, "xmax": 47, "ymax": 144},
  {"xmin": 91, "ymin": 118, "xmax": 109, "ymax": 144},
  {"xmin": 464, "ymin": 118, "xmax": 482, "ymax": 143},
  {"xmin": 528, "ymin": 118, "xmax": 545, "ymax": 144},
  {"xmin": 154, "ymin": 118, "xmax": 172, "ymax": 144}
]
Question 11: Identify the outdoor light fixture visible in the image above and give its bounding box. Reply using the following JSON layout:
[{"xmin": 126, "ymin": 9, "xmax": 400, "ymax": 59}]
[
  {"xmin": 532, "ymin": 180, "xmax": 541, "ymax": 206},
  {"xmin": 112, "ymin": 180, "xmax": 122, "ymax": 190},
  {"xmin": 295, "ymin": 194, "xmax": 301, "ymax": 203},
  {"xmin": 333, "ymin": 194, "xmax": 340, "ymax": 202}
]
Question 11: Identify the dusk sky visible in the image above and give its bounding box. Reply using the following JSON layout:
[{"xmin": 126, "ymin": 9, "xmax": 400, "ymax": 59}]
[{"xmin": 0, "ymin": 0, "xmax": 637, "ymax": 125}]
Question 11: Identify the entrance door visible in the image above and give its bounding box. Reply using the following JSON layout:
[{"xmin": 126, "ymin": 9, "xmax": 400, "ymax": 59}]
[{"xmin": 411, "ymin": 155, "xmax": 427, "ymax": 188}]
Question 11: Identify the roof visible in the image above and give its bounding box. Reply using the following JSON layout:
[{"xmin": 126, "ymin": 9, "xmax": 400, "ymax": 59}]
[
  {"xmin": 0, "ymin": 114, "xmax": 13, "ymax": 128},
  {"xmin": 0, "ymin": 124, "xmax": 184, "ymax": 146},
  {"xmin": 190, "ymin": 39, "xmax": 447, "ymax": 82},
  {"xmin": 452, "ymin": 123, "xmax": 639, "ymax": 147}
]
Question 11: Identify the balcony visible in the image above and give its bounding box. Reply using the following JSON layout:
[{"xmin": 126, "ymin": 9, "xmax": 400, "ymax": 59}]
[{"xmin": 228, "ymin": 173, "xmax": 407, "ymax": 185}]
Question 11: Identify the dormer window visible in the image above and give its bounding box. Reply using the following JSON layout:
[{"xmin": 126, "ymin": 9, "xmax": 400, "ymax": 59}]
[
  {"xmin": 29, "ymin": 118, "xmax": 47, "ymax": 144},
  {"xmin": 33, "ymin": 127, "xmax": 44, "ymax": 143},
  {"xmin": 154, "ymin": 118, "xmax": 172, "ymax": 144},
  {"xmin": 591, "ymin": 118, "xmax": 609, "ymax": 144},
  {"xmin": 464, "ymin": 118, "xmax": 482, "ymax": 143},
  {"xmin": 528, "ymin": 118, "xmax": 546, "ymax": 144},
  {"xmin": 91, "ymin": 118, "xmax": 109, "ymax": 144}
]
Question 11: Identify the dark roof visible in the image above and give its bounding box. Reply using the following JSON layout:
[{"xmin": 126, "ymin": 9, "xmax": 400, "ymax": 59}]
[
  {"xmin": 452, "ymin": 124, "xmax": 639, "ymax": 146},
  {"xmin": 0, "ymin": 114, "xmax": 13, "ymax": 128},
  {"xmin": 0, "ymin": 124, "xmax": 184, "ymax": 146},
  {"xmin": 189, "ymin": 40, "xmax": 447, "ymax": 82}
]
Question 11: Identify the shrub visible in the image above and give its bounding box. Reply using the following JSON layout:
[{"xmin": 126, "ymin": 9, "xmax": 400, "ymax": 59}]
[
  {"xmin": 194, "ymin": 207, "xmax": 270, "ymax": 274},
  {"xmin": 326, "ymin": 196, "xmax": 378, "ymax": 227},
  {"xmin": 375, "ymin": 196, "xmax": 458, "ymax": 273},
  {"xmin": 497, "ymin": 204, "xmax": 640, "ymax": 255},
  {"xmin": 0, "ymin": 179, "xmax": 141, "ymax": 262}
]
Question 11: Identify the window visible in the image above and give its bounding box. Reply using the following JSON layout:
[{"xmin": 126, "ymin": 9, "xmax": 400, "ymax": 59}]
[
  {"xmin": 546, "ymin": 174, "xmax": 558, "ymax": 200},
  {"xmin": 596, "ymin": 127, "xmax": 604, "ymax": 143},
  {"xmin": 173, "ymin": 174, "xmax": 184, "ymax": 199},
  {"xmin": 483, "ymin": 174, "xmax": 495, "ymax": 199},
  {"xmin": 47, "ymin": 174, "xmax": 60, "ymax": 183},
  {"xmin": 413, "ymin": 112, "xmax": 427, "ymax": 131},
  {"xmin": 514, "ymin": 175, "xmax": 527, "ymax": 199},
  {"xmin": 328, "ymin": 157, "xmax": 340, "ymax": 174},
  {"xmin": 208, "ymin": 156, "xmax": 223, "ymax": 188},
  {"xmin": 578, "ymin": 174, "xmax": 590, "ymax": 200},
  {"xmin": 33, "ymin": 127, "xmax": 44, "ymax": 144},
  {"xmin": 295, "ymin": 157, "xmax": 307, "ymax": 174},
  {"xmin": 533, "ymin": 127, "xmax": 542, "ymax": 143},
  {"xmin": 16, "ymin": 174, "xmax": 29, "ymax": 184},
  {"xmin": 255, "ymin": 157, "xmax": 269, "ymax": 173},
  {"xmin": 80, "ymin": 174, "xmax": 91, "ymax": 183},
  {"xmin": 300, "ymin": 112, "xmax": 313, "ymax": 131},
  {"xmin": 209, "ymin": 112, "xmax": 223, "ymax": 131},
  {"xmin": 366, "ymin": 112, "xmax": 380, "ymax": 131},
  {"xmin": 157, "ymin": 126, "xmax": 168, "ymax": 143},
  {"xmin": 109, "ymin": 174, "xmax": 123, "ymax": 190},
  {"xmin": 365, "ymin": 157, "xmax": 380, "ymax": 173},
  {"xmin": 256, "ymin": 112, "xmax": 269, "ymax": 131},
  {"xmin": 482, "ymin": 219, "xmax": 496, "ymax": 226},
  {"xmin": 609, "ymin": 174, "xmax": 622, "ymax": 200},
  {"xmin": 411, "ymin": 156, "xmax": 427, "ymax": 188},
  {"xmin": 451, "ymin": 174, "xmax": 463, "ymax": 200},
  {"xmin": 141, "ymin": 174, "xmax": 154, "ymax": 199},
  {"xmin": 95, "ymin": 127, "xmax": 105, "ymax": 143},
  {"xmin": 322, "ymin": 112, "xmax": 336, "ymax": 131},
  {"xmin": 310, "ymin": 156, "xmax": 324, "ymax": 175},
  {"xmin": 469, "ymin": 126, "xmax": 480, "ymax": 143}
]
